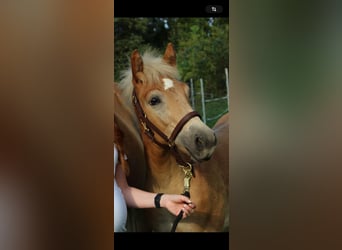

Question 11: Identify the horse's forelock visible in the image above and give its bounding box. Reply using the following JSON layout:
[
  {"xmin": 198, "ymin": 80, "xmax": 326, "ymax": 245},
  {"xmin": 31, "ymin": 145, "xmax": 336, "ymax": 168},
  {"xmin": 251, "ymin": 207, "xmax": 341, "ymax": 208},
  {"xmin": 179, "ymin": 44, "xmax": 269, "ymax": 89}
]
[{"xmin": 118, "ymin": 50, "xmax": 180, "ymax": 105}]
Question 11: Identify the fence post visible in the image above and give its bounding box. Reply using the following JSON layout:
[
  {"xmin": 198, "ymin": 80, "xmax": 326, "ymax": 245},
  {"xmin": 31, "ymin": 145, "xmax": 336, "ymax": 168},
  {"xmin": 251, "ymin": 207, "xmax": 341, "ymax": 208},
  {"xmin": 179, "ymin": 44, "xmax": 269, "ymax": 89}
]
[
  {"xmin": 190, "ymin": 78, "xmax": 195, "ymax": 109},
  {"xmin": 200, "ymin": 78, "xmax": 206, "ymax": 124},
  {"xmin": 225, "ymin": 67, "xmax": 229, "ymax": 111}
]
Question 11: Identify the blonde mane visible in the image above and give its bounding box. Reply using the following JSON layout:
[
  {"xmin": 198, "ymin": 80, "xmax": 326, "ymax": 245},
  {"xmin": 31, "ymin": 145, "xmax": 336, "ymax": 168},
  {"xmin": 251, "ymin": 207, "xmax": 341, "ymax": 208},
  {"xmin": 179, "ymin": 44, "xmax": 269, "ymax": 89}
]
[{"xmin": 116, "ymin": 49, "xmax": 180, "ymax": 108}]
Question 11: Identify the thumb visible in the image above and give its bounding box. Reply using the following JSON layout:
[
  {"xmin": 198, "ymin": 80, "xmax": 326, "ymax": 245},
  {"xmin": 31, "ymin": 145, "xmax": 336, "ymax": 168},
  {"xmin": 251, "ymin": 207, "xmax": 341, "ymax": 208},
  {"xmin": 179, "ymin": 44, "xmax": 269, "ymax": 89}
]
[{"xmin": 181, "ymin": 195, "xmax": 192, "ymax": 204}]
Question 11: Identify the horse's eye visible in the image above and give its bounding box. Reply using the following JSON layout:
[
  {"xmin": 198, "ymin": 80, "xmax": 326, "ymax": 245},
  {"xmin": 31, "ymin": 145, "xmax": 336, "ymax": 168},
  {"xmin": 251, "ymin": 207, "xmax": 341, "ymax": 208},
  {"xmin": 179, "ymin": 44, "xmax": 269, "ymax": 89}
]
[{"xmin": 149, "ymin": 96, "xmax": 161, "ymax": 106}]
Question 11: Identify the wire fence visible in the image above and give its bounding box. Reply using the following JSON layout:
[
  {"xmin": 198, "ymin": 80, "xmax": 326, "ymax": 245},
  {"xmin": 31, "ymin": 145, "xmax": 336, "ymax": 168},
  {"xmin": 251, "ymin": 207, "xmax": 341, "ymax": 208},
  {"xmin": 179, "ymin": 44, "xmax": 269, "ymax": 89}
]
[{"xmin": 189, "ymin": 68, "xmax": 229, "ymax": 126}]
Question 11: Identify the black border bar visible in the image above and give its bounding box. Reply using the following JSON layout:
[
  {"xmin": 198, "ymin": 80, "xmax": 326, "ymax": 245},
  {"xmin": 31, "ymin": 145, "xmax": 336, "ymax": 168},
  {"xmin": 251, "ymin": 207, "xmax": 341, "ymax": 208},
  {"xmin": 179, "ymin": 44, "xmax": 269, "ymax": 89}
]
[{"xmin": 114, "ymin": 0, "xmax": 228, "ymax": 17}]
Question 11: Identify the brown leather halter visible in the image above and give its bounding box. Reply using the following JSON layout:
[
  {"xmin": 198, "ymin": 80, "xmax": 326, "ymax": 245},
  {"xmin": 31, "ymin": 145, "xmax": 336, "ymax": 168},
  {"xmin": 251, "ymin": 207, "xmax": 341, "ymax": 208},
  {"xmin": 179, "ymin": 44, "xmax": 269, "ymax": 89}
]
[{"xmin": 132, "ymin": 89, "xmax": 200, "ymax": 169}]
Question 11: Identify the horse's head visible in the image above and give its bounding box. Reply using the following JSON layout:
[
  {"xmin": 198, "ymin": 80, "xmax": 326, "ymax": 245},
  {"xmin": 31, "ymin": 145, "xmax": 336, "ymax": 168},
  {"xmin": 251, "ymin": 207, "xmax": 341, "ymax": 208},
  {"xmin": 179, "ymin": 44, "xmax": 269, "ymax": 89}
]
[{"xmin": 130, "ymin": 43, "xmax": 217, "ymax": 163}]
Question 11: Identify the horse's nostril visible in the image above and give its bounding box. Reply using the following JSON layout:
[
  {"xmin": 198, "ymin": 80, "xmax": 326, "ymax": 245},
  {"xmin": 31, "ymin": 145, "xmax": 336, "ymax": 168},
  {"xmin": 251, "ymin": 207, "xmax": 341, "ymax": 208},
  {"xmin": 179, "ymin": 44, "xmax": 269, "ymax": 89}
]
[
  {"xmin": 195, "ymin": 133, "xmax": 217, "ymax": 151},
  {"xmin": 195, "ymin": 136, "xmax": 204, "ymax": 150}
]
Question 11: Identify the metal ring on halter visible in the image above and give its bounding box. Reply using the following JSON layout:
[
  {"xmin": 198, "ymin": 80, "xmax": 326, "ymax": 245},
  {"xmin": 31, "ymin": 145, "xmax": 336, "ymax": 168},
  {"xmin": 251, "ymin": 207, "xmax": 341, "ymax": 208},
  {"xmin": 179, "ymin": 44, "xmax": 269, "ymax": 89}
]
[
  {"xmin": 181, "ymin": 163, "xmax": 192, "ymax": 172},
  {"xmin": 168, "ymin": 141, "xmax": 175, "ymax": 148}
]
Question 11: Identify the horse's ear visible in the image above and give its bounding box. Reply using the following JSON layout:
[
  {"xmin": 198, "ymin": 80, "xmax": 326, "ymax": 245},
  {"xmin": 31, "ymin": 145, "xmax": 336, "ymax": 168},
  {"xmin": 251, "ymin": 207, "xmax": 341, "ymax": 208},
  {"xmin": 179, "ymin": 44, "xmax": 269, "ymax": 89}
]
[
  {"xmin": 163, "ymin": 43, "xmax": 176, "ymax": 66},
  {"xmin": 131, "ymin": 49, "xmax": 144, "ymax": 84}
]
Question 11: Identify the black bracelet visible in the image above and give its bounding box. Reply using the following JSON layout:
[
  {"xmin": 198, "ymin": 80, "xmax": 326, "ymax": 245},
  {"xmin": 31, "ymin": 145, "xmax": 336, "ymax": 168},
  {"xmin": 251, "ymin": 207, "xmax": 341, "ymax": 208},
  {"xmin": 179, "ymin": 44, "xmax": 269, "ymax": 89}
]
[{"xmin": 154, "ymin": 193, "xmax": 164, "ymax": 208}]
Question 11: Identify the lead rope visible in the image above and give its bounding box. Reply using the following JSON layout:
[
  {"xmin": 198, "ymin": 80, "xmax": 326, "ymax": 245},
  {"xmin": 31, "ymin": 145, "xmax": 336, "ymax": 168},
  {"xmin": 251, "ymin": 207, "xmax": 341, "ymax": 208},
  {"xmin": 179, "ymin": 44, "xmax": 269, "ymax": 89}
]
[{"xmin": 170, "ymin": 164, "xmax": 193, "ymax": 232}]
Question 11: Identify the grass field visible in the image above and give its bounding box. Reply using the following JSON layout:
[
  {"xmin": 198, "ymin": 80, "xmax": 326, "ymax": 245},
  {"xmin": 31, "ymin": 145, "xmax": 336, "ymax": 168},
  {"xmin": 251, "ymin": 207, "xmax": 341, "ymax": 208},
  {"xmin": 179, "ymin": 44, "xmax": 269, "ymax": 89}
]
[{"xmin": 194, "ymin": 97, "xmax": 229, "ymax": 128}]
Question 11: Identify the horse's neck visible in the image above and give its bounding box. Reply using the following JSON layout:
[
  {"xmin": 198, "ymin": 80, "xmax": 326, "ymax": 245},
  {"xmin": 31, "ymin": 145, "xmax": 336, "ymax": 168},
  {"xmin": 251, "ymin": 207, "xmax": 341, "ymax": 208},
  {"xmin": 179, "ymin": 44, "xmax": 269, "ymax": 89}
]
[{"xmin": 142, "ymin": 137, "xmax": 182, "ymax": 183}]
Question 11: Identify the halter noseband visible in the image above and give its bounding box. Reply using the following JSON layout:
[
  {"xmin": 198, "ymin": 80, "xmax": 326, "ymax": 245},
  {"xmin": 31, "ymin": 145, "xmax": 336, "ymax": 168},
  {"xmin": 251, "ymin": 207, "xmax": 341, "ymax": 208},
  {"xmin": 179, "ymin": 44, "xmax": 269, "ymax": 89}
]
[{"xmin": 132, "ymin": 89, "xmax": 200, "ymax": 168}]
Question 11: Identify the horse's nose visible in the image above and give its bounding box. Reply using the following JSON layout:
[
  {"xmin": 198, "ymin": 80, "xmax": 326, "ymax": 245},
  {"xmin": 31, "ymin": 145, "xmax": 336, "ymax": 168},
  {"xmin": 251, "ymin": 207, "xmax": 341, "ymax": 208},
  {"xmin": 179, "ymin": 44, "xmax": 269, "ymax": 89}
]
[{"xmin": 194, "ymin": 132, "xmax": 217, "ymax": 152}]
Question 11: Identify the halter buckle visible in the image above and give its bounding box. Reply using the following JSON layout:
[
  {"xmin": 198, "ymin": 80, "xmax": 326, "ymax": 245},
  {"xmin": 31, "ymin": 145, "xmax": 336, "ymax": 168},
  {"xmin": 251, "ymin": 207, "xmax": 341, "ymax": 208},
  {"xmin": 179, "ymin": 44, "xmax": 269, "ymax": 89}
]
[
  {"xmin": 168, "ymin": 141, "xmax": 175, "ymax": 148},
  {"xmin": 141, "ymin": 121, "xmax": 149, "ymax": 132}
]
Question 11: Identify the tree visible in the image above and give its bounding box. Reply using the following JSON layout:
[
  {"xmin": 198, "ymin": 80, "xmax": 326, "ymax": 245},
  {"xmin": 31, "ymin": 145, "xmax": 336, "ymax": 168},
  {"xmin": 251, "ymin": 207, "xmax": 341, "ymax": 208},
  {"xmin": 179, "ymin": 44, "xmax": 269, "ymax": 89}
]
[
  {"xmin": 114, "ymin": 17, "xmax": 229, "ymax": 97},
  {"xmin": 167, "ymin": 17, "xmax": 229, "ymax": 96}
]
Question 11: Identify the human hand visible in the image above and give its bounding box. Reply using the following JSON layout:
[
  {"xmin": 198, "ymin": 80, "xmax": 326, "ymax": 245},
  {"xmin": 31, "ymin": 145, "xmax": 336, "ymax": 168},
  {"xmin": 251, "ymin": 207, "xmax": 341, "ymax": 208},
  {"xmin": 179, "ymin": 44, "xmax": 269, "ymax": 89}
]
[{"xmin": 160, "ymin": 194, "xmax": 196, "ymax": 219}]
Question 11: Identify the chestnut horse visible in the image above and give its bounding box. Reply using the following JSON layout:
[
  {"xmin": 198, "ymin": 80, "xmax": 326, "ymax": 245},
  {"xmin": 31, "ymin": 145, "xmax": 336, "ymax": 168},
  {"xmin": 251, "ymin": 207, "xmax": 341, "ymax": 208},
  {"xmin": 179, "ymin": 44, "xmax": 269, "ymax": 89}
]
[{"xmin": 114, "ymin": 43, "xmax": 229, "ymax": 232}]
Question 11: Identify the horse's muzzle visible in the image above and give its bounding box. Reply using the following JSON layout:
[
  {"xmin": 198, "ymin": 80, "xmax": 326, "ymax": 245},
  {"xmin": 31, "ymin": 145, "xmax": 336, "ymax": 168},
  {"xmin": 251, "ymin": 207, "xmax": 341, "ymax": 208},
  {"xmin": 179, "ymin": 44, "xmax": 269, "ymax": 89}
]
[{"xmin": 179, "ymin": 126, "xmax": 217, "ymax": 162}]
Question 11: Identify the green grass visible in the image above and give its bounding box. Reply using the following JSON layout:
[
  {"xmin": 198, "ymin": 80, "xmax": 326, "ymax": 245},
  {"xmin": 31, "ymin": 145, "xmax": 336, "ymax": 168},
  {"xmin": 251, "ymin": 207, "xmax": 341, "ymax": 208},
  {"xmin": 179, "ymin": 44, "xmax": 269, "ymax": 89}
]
[{"xmin": 193, "ymin": 97, "xmax": 229, "ymax": 128}]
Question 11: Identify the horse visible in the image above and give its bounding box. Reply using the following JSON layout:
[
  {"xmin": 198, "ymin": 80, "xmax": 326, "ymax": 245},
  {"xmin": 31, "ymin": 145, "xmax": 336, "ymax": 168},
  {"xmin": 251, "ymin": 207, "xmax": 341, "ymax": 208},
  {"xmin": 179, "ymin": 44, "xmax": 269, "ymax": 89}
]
[
  {"xmin": 206, "ymin": 112, "xmax": 229, "ymax": 231},
  {"xmin": 113, "ymin": 83, "xmax": 151, "ymax": 232},
  {"xmin": 114, "ymin": 43, "xmax": 229, "ymax": 232}
]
